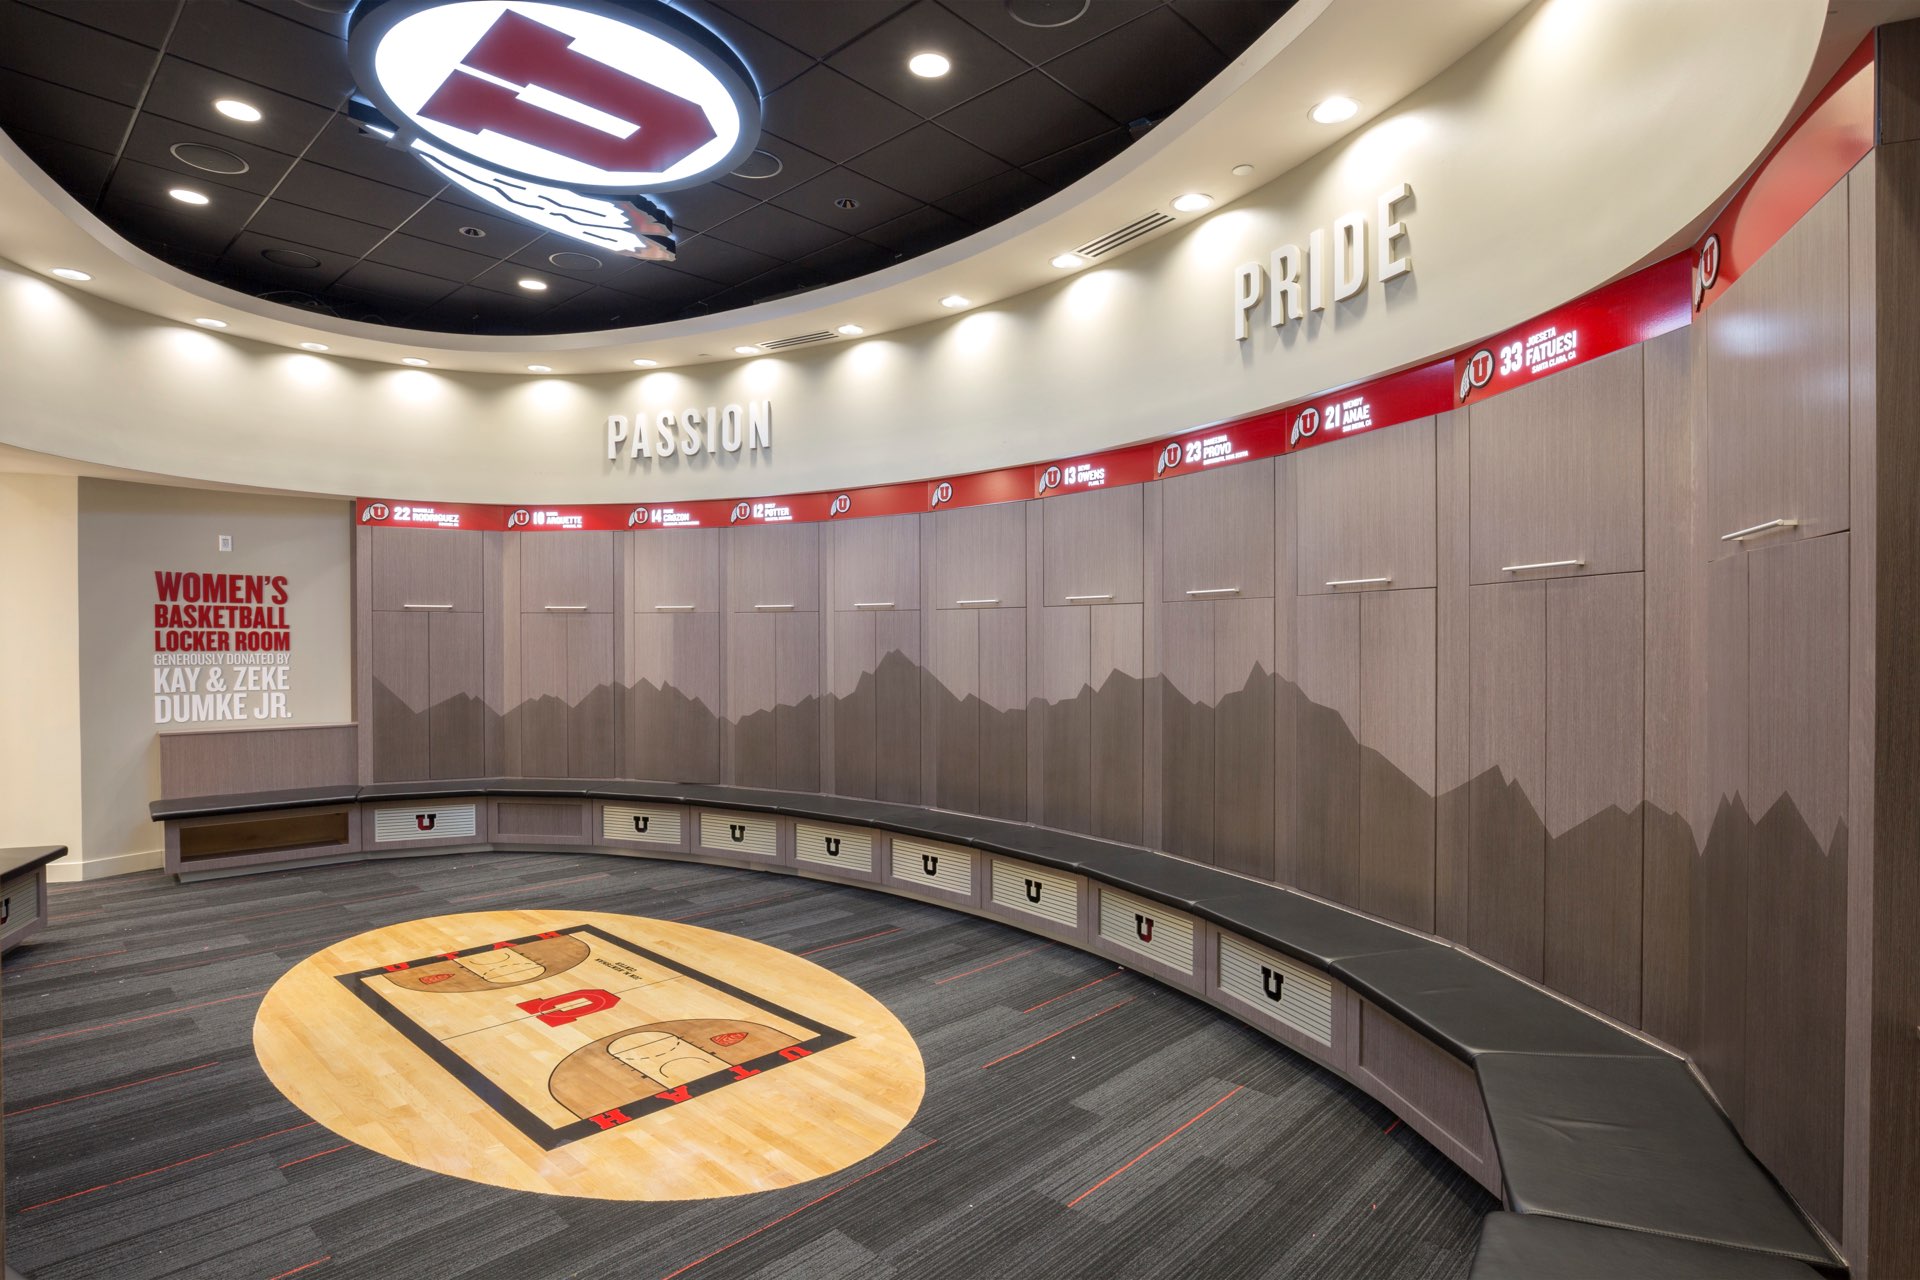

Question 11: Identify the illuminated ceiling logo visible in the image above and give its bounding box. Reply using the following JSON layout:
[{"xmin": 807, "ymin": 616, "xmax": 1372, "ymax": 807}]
[{"xmin": 347, "ymin": 0, "xmax": 762, "ymax": 257}]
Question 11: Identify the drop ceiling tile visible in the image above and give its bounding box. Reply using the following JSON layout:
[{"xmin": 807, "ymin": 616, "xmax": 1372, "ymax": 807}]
[
  {"xmin": 528, "ymin": 287, "xmax": 684, "ymax": 333},
  {"xmin": 300, "ymin": 114, "xmax": 447, "ymax": 196},
  {"xmin": 503, "ymin": 234, "xmax": 647, "ymax": 288},
  {"xmin": 0, "ymin": 69, "xmax": 133, "ymax": 154},
  {"xmin": 123, "ymin": 236, "xmax": 222, "ymax": 278},
  {"xmin": 140, "ymin": 57, "xmax": 338, "ymax": 156},
  {"xmin": 5, "ymin": 132, "xmax": 116, "ymax": 207},
  {"xmin": 843, "ymin": 122, "xmax": 1003, "ymax": 203},
  {"xmin": 1171, "ymin": 0, "xmax": 1294, "ymax": 54},
  {"xmin": 169, "ymin": 2, "xmax": 352, "ymax": 110},
  {"xmin": 946, "ymin": 0, "xmax": 1158, "ymax": 65},
  {"xmin": 1020, "ymin": 125, "xmax": 1132, "ymax": 188},
  {"xmin": 664, "ymin": 233, "xmax": 782, "ymax": 281},
  {"xmin": 769, "ymin": 167, "xmax": 918, "ymax": 236},
  {"xmin": 0, "ymin": 4, "xmax": 159, "ymax": 106},
  {"xmin": 791, "ymin": 235, "xmax": 898, "ymax": 281},
  {"xmin": 245, "ymin": 200, "xmax": 390, "ymax": 258},
  {"xmin": 713, "ymin": 132, "xmax": 834, "ymax": 200},
  {"xmin": 652, "ymin": 181, "xmax": 760, "ymax": 235},
  {"xmin": 703, "ymin": 201, "xmax": 842, "ymax": 259},
  {"xmin": 399, "ymin": 193, "xmax": 546, "ymax": 254},
  {"xmin": 761, "ymin": 66, "xmax": 918, "ymax": 163},
  {"xmin": 329, "ymin": 260, "xmax": 464, "ymax": 308},
  {"xmin": 936, "ymin": 69, "xmax": 1116, "ymax": 166},
  {"xmin": 1041, "ymin": 7, "xmax": 1221, "ymax": 123},
  {"xmin": 859, "ymin": 203, "xmax": 971, "ymax": 255},
  {"xmin": 827, "ymin": 1, "xmax": 1026, "ymax": 114},
  {"xmin": 98, "ymin": 191, "xmax": 242, "ymax": 258},
  {"xmin": 240, "ymin": 0, "xmax": 353, "ymax": 39},
  {"xmin": 364, "ymin": 232, "xmax": 500, "ymax": 285},
  {"xmin": 711, "ymin": 0, "xmax": 910, "ymax": 59},
  {"xmin": 934, "ymin": 165, "xmax": 1049, "ymax": 227},
  {"xmin": 674, "ymin": 0, "xmax": 815, "ymax": 94},
  {"xmin": 121, "ymin": 113, "xmax": 299, "ymax": 198},
  {"xmin": 18, "ymin": 0, "xmax": 178, "ymax": 48},
  {"xmin": 274, "ymin": 160, "xmax": 437, "ymax": 227},
  {"xmin": 602, "ymin": 265, "xmax": 726, "ymax": 307},
  {"xmin": 464, "ymin": 261, "xmax": 595, "ymax": 304},
  {"xmin": 219, "ymin": 229, "xmax": 360, "ymax": 287},
  {"xmin": 103, "ymin": 155, "xmax": 262, "ymax": 222}
]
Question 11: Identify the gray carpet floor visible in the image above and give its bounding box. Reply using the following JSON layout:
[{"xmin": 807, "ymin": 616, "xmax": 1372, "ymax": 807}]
[{"xmin": 3, "ymin": 853, "xmax": 1492, "ymax": 1280}]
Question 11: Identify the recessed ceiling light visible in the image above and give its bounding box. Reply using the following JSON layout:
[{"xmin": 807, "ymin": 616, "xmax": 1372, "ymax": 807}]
[
  {"xmin": 214, "ymin": 98, "xmax": 261, "ymax": 123},
  {"xmin": 527, "ymin": 364, "xmax": 553, "ymax": 373},
  {"xmin": 631, "ymin": 358, "xmax": 658, "ymax": 368},
  {"xmin": 734, "ymin": 345, "xmax": 762, "ymax": 355},
  {"xmin": 940, "ymin": 294, "xmax": 970, "ymax": 308},
  {"xmin": 908, "ymin": 52, "xmax": 951, "ymax": 78},
  {"xmin": 1050, "ymin": 252, "xmax": 1085, "ymax": 269},
  {"xmin": 1309, "ymin": 96, "xmax": 1359, "ymax": 124},
  {"xmin": 401, "ymin": 357, "xmax": 429, "ymax": 366},
  {"xmin": 1231, "ymin": 164, "xmax": 1254, "ymax": 177},
  {"xmin": 169, "ymin": 187, "xmax": 210, "ymax": 206},
  {"xmin": 836, "ymin": 324, "xmax": 864, "ymax": 336},
  {"xmin": 517, "ymin": 277, "xmax": 548, "ymax": 291},
  {"xmin": 299, "ymin": 341, "xmax": 329, "ymax": 352},
  {"xmin": 1171, "ymin": 193, "xmax": 1213, "ymax": 213},
  {"xmin": 49, "ymin": 267, "xmax": 92, "ymax": 282},
  {"xmin": 362, "ymin": 123, "xmax": 396, "ymax": 140},
  {"xmin": 192, "ymin": 317, "xmax": 228, "ymax": 329}
]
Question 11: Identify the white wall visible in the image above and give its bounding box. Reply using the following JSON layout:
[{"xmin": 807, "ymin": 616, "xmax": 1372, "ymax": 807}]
[
  {"xmin": 0, "ymin": 475, "xmax": 83, "ymax": 873},
  {"xmin": 0, "ymin": 0, "xmax": 1823, "ymax": 504}
]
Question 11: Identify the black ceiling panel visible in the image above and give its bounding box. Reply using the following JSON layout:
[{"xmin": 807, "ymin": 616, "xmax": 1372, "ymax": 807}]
[{"xmin": 0, "ymin": 0, "xmax": 1289, "ymax": 334}]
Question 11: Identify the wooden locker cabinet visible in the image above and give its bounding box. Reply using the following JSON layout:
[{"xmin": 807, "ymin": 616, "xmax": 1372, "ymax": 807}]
[
  {"xmin": 1294, "ymin": 418, "xmax": 1437, "ymax": 594},
  {"xmin": 831, "ymin": 516, "xmax": 922, "ymax": 802},
  {"xmin": 930, "ymin": 504, "xmax": 1026, "ymax": 820},
  {"xmin": 1465, "ymin": 573, "xmax": 1643, "ymax": 1026},
  {"xmin": 1467, "ymin": 344, "xmax": 1645, "ymax": 584},
  {"xmin": 1160, "ymin": 596, "xmax": 1274, "ymax": 877},
  {"xmin": 1040, "ymin": 602, "xmax": 1143, "ymax": 842},
  {"xmin": 521, "ymin": 531, "xmax": 615, "ymax": 613},
  {"xmin": 514, "ymin": 532, "xmax": 616, "ymax": 779},
  {"xmin": 368, "ymin": 529, "xmax": 486, "ymax": 781},
  {"xmin": 1041, "ymin": 486, "xmax": 1144, "ymax": 605},
  {"xmin": 728, "ymin": 525, "xmax": 821, "ymax": 791},
  {"xmin": 1291, "ymin": 589, "xmax": 1435, "ymax": 930},
  {"xmin": 628, "ymin": 530, "xmax": 720, "ymax": 783},
  {"xmin": 1703, "ymin": 179, "xmax": 1850, "ymax": 563},
  {"xmin": 1161, "ymin": 459, "xmax": 1276, "ymax": 600}
]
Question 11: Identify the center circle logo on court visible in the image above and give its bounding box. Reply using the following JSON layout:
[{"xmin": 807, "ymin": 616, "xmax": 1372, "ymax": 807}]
[{"xmin": 254, "ymin": 910, "xmax": 923, "ymax": 1200}]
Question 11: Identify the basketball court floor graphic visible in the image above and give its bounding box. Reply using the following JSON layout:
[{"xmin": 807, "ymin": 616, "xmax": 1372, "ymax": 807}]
[{"xmin": 3, "ymin": 853, "xmax": 1491, "ymax": 1279}]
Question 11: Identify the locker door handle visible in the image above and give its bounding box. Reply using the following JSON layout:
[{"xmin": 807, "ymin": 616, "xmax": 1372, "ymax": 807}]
[
  {"xmin": 1324, "ymin": 577, "xmax": 1391, "ymax": 588},
  {"xmin": 955, "ymin": 598, "xmax": 1000, "ymax": 607},
  {"xmin": 753, "ymin": 603, "xmax": 796, "ymax": 611},
  {"xmin": 1065, "ymin": 594, "xmax": 1114, "ymax": 603},
  {"xmin": 402, "ymin": 603, "xmax": 455, "ymax": 610},
  {"xmin": 1720, "ymin": 518, "xmax": 1799, "ymax": 542},
  {"xmin": 543, "ymin": 604, "xmax": 590, "ymax": 611},
  {"xmin": 654, "ymin": 604, "xmax": 697, "ymax": 612},
  {"xmin": 853, "ymin": 601, "xmax": 896, "ymax": 610},
  {"xmin": 1185, "ymin": 587, "xmax": 1240, "ymax": 597},
  {"xmin": 1499, "ymin": 559, "xmax": 1584, "ymax": 574}
]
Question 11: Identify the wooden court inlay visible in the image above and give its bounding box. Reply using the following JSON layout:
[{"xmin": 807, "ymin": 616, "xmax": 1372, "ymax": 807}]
[{"xmin": 254, "ymin": 910, "xmax": 924, "ymax": 1200}]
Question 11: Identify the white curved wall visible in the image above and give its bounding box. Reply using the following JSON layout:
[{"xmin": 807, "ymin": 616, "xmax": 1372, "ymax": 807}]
[{"xmin": 0, "ymin": 0, "xmax": 1825, "ymax": 502}]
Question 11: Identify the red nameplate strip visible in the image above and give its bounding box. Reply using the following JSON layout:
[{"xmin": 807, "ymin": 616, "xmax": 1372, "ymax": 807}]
[{"xmin": 1284, "ymin": 358, "xmax": 1454, "ymax": 452}]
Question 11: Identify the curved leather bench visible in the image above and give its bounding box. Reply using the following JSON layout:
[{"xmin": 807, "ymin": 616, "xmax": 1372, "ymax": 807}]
[{"xmin": 149, "ymin": 780, "xmax": 1842, "ymax": 1277}]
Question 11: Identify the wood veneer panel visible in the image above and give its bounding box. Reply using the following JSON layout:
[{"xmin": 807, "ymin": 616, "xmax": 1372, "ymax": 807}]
[
  {"xmin": 371, "ymin": 609, "xmax": 428, "ymax": 781},
  {"xmin": 1040, "ymin": 606, "xmax": 1092, "ymax": 834},
  {"xmin": 159, "ymin": 724, "xmax": 359, "ymax": 798},
  {"xmin": 1042, "ymin": 486, "xmax": 1144, "ymax": 605},
  {"xmin": 1704, "ymin": 180, "xmax": 1850, "ymax": 560},
  {"xmin": 1160, "ymin": 599, "xmax": 1214, "ymax": 863},
  {"xmin": 1161, "ymin": 458, "xmax": 1276, "ymax": 600},
  {"xmin": 1091, "ymin": 603, "xmax": 1144, "ymax": 846},
  {"xmin": 1434, "ymin": 409, "xmax": 1471, "ymax": 938},
  {"xmin": 1468, "ymin": 344, "xmax": 1644, "ymax": 584},
  {"xmin": 1544, "ymin": 572, "xmax": 1645, "ymax": 1025},
  {"xmin": 566, "ymin": 612, "xmax": 615, "ymax": 778},
  {"xmin": 1296, "ymin": 418, "xmax": 1437, "ymax": 594},
  {"xmin": 873, "ymin": 609, "xmax": 922, "ymax": 805},
  {"xmin": 1294, "ymin": 592, "xmax": 1358, "ymax": 906},
  {"xmin": 1467, "ymin": 580, "xmax": 1545, "ymax": 980},
  {"xmin": 631, "ymin": 528, "xmax": 719, "ymax": 613},
  {"xmin": 1698, "ymin": 553, "xmax": 1750, "ymax": 1126},
  {"xmin": 775, "ymin": 610, "xmax": 821, "ymax": 793},
  {"xmin": 178, "ymin": 809, "xmax": 350, "ymax": 860},
  {"xmin": 1214, "ymin": 597, "xmax": 1274, "ymax": 880},
  {"xmin": 933, "ymin": 503, "xmax": 1025, "ymax": 608},
  {"xmin": 428, "ymin": 610, "xmax": 485, "ymax": 779},
  {"xmin": 630, "ymin": 611, "xmax": 719, "ymax": 783},
  {"xmin": 831, "ymin": 514, "xmax": 919, "ymax": 612},
  {"xmin": 521, "ymin": 531, "xmax": 614, "ymax": 612},
  {"xmin": 1745, "ymin": 531, "xmax": 1848, "ymax": 1235},
  {"xmin": 727, "ymin": 611, "xmax": 777, "ymax": 788},
  {"xmin": 931, "ymin": 608, "xmax": 979, "ymax": 812},
  {"xmin": 728, "ymin": 524, "xmax": 820, "ymax": 614},
  {"xmin": 831, "ymin": 610, "xmax": 877, "ymax": 798},
  {"xmin": 371, "ymin": 526, "xmax": 482, "ymax": 613},
  {"xmin": 978, "ymin": 607, "xmax": 1027, "ymax": 821},
  {"xmin": 1359, "ymin": 588, "xmax": 1435, "ymax": 931}
]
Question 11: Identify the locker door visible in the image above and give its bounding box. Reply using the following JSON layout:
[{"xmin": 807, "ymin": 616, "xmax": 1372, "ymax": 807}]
[
  {"xmin": 1697, "ymin": 552, "xmax": 1750, "ymax": 1121},
  {"xmin": 872, "ymin": 610, "xmax": 922, "ymax": 804},
  {"xmin": 977, "ymin": 607, "xmax": 1027, "ymax": 820},
  {"xmin": 371, "ymin": 610, "xmax": 429, "ymax": 781},
  {"xmin": 1090, "ymin": 603, "xmax": 1143, "ymax": 845},
  {"xmin": 931, "ymin": 609, "xmax": 980, "ymax": 812},
  {"xmin": 566, "ymin": 612, "xmax": 615, "ymax": 778},
  {"xmin": 1161, "ymin": 460, "xmax": 1276, "ymax": 600},
  {"xmin": 1358, "ymin": 589, "xmax": 1435, "ymax": 930},
  {"xmin": 371, "ymin": 527, "xmax": 482, "ymax": 612},
  {"xmin": 728, "ymin": 611, "xmax": 778, "ymax": 788},
  {"xmin": 1294, "ymin": 593, "xmax": 1359, "ymax": 903},
  {"xmin": 1042, "ymin": 486, "xmax": 1144, "ymax": 605},
  {"xmin": 1160, "ymin": 599, "xmax": 1214, "ymax": 862},
  {"xmin": 519, "ymin": 612, "xmax": 570, "ymax": 778},
  {"xmin": 832, "ymin": 610, "xmax": 879, "ymax": 798},
  {"xmin": 775, "ymin": 610, "xmax": 820, "ymax": 792},
  {"xmin": 427, "ymin": 611, "xmax": 485, "ymax": 779},
  {"xmin": 1213, "ymin": 597, "xmax": 1273, "ymax": 878},
  {"xmin": 1466, "ymin": 580, "xmax": 1547, "ymax": 980},
  {"xmin": 1040, "ymin": 606, "xmax": 1093, "ymax": 834},
  {"xmin": 933, "ymin": 504, "xmax": 1025, "ymax": 608},
  {"xmin": 522, "ymin": 532, "xmax": 615, "ymax": 612},
  {"xmin": 1295, "ymin": 419, "xmax": 1437, "ymax": 594},
  {"xmin": 630, "ymin": 611, "xmax": 719, "ymax": 782}
]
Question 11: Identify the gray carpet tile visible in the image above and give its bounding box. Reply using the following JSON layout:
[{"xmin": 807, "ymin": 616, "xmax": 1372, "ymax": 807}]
[{"xmin": 7, "ymin": 854, "xmax": 1492, "ymax": 1279}]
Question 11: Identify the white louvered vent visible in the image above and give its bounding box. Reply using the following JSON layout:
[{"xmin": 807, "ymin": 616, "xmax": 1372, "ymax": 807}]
[
  {"xmin": 1217, "ymin": 933, "xmax": 1334, "ymax": 1046},
  {"xmin": 795, "ymin": 822, "xmax": 873, "ymax": 872},
  {"xmin": 374, "ymin": 804, "xmax": 477, "ymax": 843},
  {"xmin": 699, "ymin": 811, "xmax": 778, "ymax": 857},
  {"xmin": 761, "ymin": 331, "xmax": 835, "ymax": 350},
  {"xmin": 0, "ymin": 876, "xmax": 38, "ymax": 940},
  {"xmin": 1075, "ymin": 211, "xmax": 1176, "ymax": 259},
  {"xmin": 990, "ymin": 858, "xmax": 1079, "ymax": 928},
  {"xmin": 891, "ymin": 838, "xmax": 972, "ymax": 896},
  {"xmin": 1098, "ymin": 889, "xmax": 1195, "ymax": 973},
  {"xmin": 603, "ymin": 805, "xmax": 682, "ymax": 846}
]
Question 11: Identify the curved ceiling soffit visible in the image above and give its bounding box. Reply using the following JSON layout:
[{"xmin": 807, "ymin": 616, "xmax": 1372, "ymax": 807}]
[{"xmin": 0, "ymin": 0, "xmax": 1550, "ymax": 370}]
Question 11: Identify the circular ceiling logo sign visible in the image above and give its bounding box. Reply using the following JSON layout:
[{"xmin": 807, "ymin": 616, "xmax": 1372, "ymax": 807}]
[{"xmin": 349, "ymin": 0, "xmax": 762, "ymax": 194}]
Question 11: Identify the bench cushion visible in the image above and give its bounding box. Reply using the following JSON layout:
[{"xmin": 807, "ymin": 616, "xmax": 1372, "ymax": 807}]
[{"xmin": 1469, "ymin": 1213, "xmax": 1822, "ymax": 1279}]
